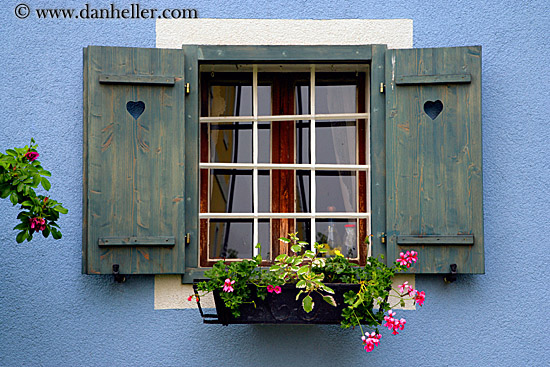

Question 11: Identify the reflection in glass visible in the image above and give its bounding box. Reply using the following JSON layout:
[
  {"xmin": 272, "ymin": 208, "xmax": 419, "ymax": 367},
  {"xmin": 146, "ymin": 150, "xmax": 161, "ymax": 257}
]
[
  {"xmin": 315, "ymin": 85, "xmax": 356, "ymax": 114},
  {"xmin": 210, "ymin": 169, "xmax": 252, "ymax": 213},
  {"xmin": 258, "ymin": 122, "xmax": 271, "ymax": 163},
  {"xmin": 296, "ymin": 171, "xmax": 310, "ymax": 213},
  {"xmin": 210, "ymin": 123, "xmax": 252, "ymax": 163},
  {"xmin": 258, "ymin": 219, "xmax": 271, "ymax": 260},
  {"xmin": 315, "ymin": 120, "xmax": 356, "ymax": 164},
  {"xmin": 257, "ymin": 86, "xmax": 272, "ymax": 116},
  {"xmin": 297, "ymin": 219, "xmax": 311, "ymax": 251},
  {"xmin": 316, "ymin": 171, "xmax": 356, "ymax": 212},
  {"xmin": 209, "ymin": 219, "xmax": 253, "ymax": 259},
  {"xmin": 209, "ymin": 85, "xmax": 253, "ymax": 117},
  {"xmin": 295, "ymin": 85, "xmax": 310, "ymax": 115},
  {"xmin": 316, "ymin": 219, "xmax": 357, "ymax": 258},
  {"xmin": 258, "ymin": 170, "xmax": 270, "ymax": 213},
  {"xmin": 296, "ymin": 120, "xmax": 310, "ymax": 164}
]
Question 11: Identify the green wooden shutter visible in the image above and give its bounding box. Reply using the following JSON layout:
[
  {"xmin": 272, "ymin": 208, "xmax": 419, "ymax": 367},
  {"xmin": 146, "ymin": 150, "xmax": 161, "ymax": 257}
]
[
  {"xmin": 385, "ymin": 46, "xmax": 483, "ymax": 274},
  {"xmin": 83, "ymin": 46, "xmax": 187, "ymax": 274}
]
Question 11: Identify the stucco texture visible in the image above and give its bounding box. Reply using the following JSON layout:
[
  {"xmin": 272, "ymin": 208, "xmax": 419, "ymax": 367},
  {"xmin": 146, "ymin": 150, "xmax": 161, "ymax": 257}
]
[{"xmin": 1, "ymin": 0, "xmax": 549, "ymax": 366}]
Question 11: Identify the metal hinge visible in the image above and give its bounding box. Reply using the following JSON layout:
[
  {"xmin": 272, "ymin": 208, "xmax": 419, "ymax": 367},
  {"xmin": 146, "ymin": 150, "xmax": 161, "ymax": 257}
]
[
  {"xmin": 185, "ymin": 233, "xmax": 191, "ymax": 244},
  {"xmin": 185, "ymin": 83, "xmax": 190, "ymax": 95}
]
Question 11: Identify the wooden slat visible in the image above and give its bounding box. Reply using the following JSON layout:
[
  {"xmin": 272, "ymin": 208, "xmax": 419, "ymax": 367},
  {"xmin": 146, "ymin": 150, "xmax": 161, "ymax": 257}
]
[
  {"xmin": 99, "ymin": 237, "xmax": 176, "ymax": 247},
  {"xmin": 396, "ymin": 74, "xmax": 471, "ymax": 85},
  {"xmin": 397, "ymin": 235, "xmax": 474, "ymax": 245},
  {"xmin": 99, "ymin": 74, "xmax": 176, "ymax": 85}
]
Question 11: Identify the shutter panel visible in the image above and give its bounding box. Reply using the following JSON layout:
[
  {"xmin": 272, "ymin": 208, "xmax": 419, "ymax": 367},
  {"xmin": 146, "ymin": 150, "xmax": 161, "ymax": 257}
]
[
  {"xmin": 385, "ymin": 46, "xmax": 483, "ymax": 274},
  {"xmin": 83, "ymin": 46, "xmax": 187, "ymax": 274}
]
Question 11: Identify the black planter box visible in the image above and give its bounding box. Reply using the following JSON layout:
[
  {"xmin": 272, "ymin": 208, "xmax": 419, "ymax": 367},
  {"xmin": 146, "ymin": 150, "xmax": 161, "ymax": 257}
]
[{"xmin": 196, "ymin": 283, "xmax": 360, "ymax": 325}]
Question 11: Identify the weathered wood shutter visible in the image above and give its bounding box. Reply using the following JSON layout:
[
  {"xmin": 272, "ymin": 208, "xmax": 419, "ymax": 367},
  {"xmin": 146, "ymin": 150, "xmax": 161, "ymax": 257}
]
[
  {"xmin": 83, "ymin": 46, "xmax": 187, "ymax": 274},
  {"xmin": 385, "ymin": 46, "xmax": 484, "ymax": 274}
]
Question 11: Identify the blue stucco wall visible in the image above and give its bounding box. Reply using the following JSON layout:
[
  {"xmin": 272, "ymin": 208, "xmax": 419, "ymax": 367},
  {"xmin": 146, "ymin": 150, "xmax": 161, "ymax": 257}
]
[{"xmin": 1, "ymin": 1, "xmax": 549, "ymax": 366}]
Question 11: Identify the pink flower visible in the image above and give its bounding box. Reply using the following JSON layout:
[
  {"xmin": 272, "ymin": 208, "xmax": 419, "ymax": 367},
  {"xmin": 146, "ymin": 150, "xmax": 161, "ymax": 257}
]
[
  {"xmin": 274, "ymin": 286, "xmax": 281, "ymax": 294},
  {"xmin": 267, "ymin": 285, "xmax": 274, "ymax": 293},
  {"xmin": 24, "ymin": 151, "xmax": 39, "ymax": 161},
  {"xmin": 187, "ymin": 295, "xmax": 193, "ymax": 302},
  {"xmin": 30, "ymin": 217, "xmax": 46, "ymax": 232},
  {"xmin": 384, "ymin": 310, "xmax": 407, "ymax": 335},
  {"xmin": 222, "ymin": 278, "xmax": 235, "ymax": 292},
  {"xmin": 396, "ymin": 250, "xmax": 418, "ymax": 268},
  {"xmin": 362, "ymin": 332, "xmax": 381, "ymax": 352},
  {"xmin": 398, "ymin": 281, "xmax": 409, "ymax": 293},
  {"xmin": 414, "ymin": 291, "xmax": 426, "ymax": 306}
]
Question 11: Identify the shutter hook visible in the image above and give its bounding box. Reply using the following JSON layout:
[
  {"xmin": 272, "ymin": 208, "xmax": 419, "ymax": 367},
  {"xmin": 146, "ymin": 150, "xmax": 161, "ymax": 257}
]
[
  {"xmin": 443, "ymin": 264, "xmax": 458, "ymax": 284},
  {"xmin": 112, "ymin": 264, "xmax": 126, "ymax": 283}
]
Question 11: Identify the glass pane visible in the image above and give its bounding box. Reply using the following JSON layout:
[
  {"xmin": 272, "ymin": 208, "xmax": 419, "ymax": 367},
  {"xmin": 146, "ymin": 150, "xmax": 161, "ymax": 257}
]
[
  {"xmin": 316, "ymin": 219, "xmax": 357, "ymax": 258},
  {"xmin": 209, "ymin": 84, "xmax": 253, "ymax": 117},
  {"xmin": 210, "ymin": 169, "xmax": 252, "ymax": 213},
  {"xmin": 258, "ymin": 219, "xmax": 271, "ymax": 260},
  {"xmin": 296, "ymin": 171, "xmax": 310, "ymax": 213},
  {"xmin": 315, "ymin": 120, "xmax": 356, "ymax": 164},
  {"xmin": 316, "ymin": 171, "xmax": 356, "ymax": 212},
  {"xmin": 296, "ymin": 120, "xmax": 310, "ymax": 164},
  {"xmin": 296, "ymin": 219, "xmax": 311, "ymax": 250},
  {"xmin": 295, "ymin": 85, "xmax": 310, "ymax": 115},
  {"xmin": 258, "ymin": 70, "xmax": 309, "ymax": 116},
  {"xmin": 209, "ymin": 219, "xmax": 253, "ymax": 259},
  {"xmin": 258, "ymin": 86, "xmax": 272, "ymax": 116},
  {"xmin": 258, "ymin": 170, "xmax": 270, "ymax": 213},
  {"xmin": 315, "ymin": 84, "xmax": 356, "ymax": 114},
  {"xmin": 210, "ymin": 122, "xmax": 252, "ymax": 163},
  {"xmin": 258, "ymin": 121, "xmax": 271, "ymax": 163}
]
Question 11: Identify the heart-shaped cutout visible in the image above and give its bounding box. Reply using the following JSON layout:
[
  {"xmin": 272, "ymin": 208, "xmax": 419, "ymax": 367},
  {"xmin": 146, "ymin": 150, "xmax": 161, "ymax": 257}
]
[
  {"xmin": 424, "ymin": 100, "xmax": 443, "ymax": 120},
  {"xmin": 126, "ymin": 101, "xmax": 145, "ymax": 120}
]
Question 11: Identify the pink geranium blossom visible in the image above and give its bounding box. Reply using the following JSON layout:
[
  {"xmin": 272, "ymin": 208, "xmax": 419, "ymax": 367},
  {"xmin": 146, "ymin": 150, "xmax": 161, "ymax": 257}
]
[
  {"xmin": 398, "ymin": 281, "xmax": 409, "ymax": 293},
  {"xmin": 222, "ymin": 278, "xmax": 235, "ymax": 292},
  {"xmin": 384, "ymin": 310, "xmax": 407, "ymax": 335},
  {"xmin": 30, "ymin": 217, "xmax": 46, "ymax": 232},
  {"xmin": 274, "ymin": 286, "xmax": 281, "ymax": 294},
  {"xmin": 396, "ymin": 250, "xmax": 418, "ymax": 268},
  {"xmin": 267, "ymin": 285, "xmax": 274, "ymax": 293},
  {"xmin": 24, "ymin": 151, "xmax": 39, "ymax": 161},
  {"xmin": 362, "ymin": 332, "xmax": 381, "ymax": 352},
  {"xmin": 414, "ymin": 291, "xmax": 426, "ymax": 306}
]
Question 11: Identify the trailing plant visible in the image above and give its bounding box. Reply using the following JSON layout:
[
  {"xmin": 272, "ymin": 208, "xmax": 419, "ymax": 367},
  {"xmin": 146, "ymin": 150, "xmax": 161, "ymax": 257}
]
[
  {"xmin": 0, "ymin": 139, "xmax": 68, "ymax": 243},
  {"xmin": 192, "ymin": 233, "xmax": 426, "ymax": 353}
]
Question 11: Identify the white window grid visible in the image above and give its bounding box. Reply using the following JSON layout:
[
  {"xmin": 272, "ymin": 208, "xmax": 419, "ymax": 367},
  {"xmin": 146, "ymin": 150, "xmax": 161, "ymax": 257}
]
[{"xmin": 200, "ymin": 64, "xmax": 371, "ymax": 259}]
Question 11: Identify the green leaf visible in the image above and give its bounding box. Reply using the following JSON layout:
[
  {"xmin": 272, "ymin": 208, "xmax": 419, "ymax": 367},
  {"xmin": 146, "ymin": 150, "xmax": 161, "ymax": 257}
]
[
  {"xmin": 13, "ymin": 223, "xmax": 27, "ymax": 231},
  {"xmin": 291, "ymin": 244, "xmax": 302, "ymax": 253},
  {"xmin": 41, "ymin": 170, "xmax": 51, "ymax": 177},
  {"xmin": 275, "ymin": 254, "xmax": 286, "ymax": 261},
  {"xmin": 302, "ymin": 295, "xmax": 314, "ymax": 313},
  {"xmin": 51, "ymin": 228, "xmax": 62, "ymax": 240},
  {"xmin": 295, "ymin": 290, "xmax": 303, "ymax": 301},
  {"xmin": 17, "ymin": 182, "xmax": 23, "ymax": 192},
  {"xmin": 322, "ymin": 295, "xmax": 337, "ymax": 307},
  {"xmin": 322, "ymin": 285, "xmax": 335, "ymax": 294},
  {"xmin": 297, "ymin": 266, "xmax": 309, "ymax": 275},
  {"xmin": 6, "ymin": 149, "xmax": 17, "ymax": 156},
  {"xmin": 54, "ymin": 206, "xmax": 68, "ymax": 214},
  {"xmin": 10, "ymin": 192, "xmax": 18, "ymax": 205},
  {"xmin": 16, "ymin": 231, "xmax": 27, "ymax": 243},
  {"xmin": 296, "ymin": 280, "xmax": 306, "ymax": 288},
  {"xmin": 42, "ymin": 227, "xmax": 50, "ymax": 238},
  {"xmin": 279, "ymin": 237, "xmax": 291, "ymax": 243},
  {"xmin": 41, "ymin": 177, "xmax": 51, "ymax": 191}
]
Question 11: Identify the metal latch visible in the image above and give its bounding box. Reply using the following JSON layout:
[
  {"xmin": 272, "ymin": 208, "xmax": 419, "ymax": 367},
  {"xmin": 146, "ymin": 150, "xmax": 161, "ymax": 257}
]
[
  {"xmin": 185, "ymin": 233, "xmax": 191, "ymax": 244},
  {"xmin": 380, "ymin": 82, "xmax": 385, "ymax": 93},
  {"xmin": 185, "ymin": 83, "xmax": 190, "ymax": 95},
  {"xmin": 380, "ymin": 233, "xmax": 387, "ymax": 244}
]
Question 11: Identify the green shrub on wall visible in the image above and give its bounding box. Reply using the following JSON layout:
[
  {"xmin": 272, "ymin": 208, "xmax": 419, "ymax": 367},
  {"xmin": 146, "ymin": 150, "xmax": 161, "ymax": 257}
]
[{"xmin": 0, "ymin": 139, "xmax": 68, "ymax": 242}]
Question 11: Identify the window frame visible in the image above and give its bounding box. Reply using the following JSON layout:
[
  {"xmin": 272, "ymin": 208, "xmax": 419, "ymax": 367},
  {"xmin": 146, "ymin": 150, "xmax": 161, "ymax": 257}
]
[{"xmin": 182, "ymin": 45, "xmax": 388, "ymax": 283}]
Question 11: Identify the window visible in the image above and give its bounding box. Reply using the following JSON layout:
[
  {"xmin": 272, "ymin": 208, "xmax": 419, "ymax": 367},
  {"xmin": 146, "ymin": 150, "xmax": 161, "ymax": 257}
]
[
  {"xmin": 198, "ymin": 64, "xmax": 370, "ymax": 266},
  {"xmin": 82, "ymin": 45, "xmax": 484, "ymax": 279}
]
